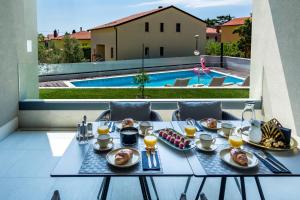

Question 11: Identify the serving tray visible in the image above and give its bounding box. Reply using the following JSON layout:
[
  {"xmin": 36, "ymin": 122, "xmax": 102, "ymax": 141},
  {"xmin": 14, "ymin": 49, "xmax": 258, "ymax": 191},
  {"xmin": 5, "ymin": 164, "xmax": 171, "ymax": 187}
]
[
  {"xmin": 154, "ymin": 128, "xmax": 195, "ymax": 151},
  {"xmin": 242, "ymin": 135, "xmax": 298, "ymax": 151}
]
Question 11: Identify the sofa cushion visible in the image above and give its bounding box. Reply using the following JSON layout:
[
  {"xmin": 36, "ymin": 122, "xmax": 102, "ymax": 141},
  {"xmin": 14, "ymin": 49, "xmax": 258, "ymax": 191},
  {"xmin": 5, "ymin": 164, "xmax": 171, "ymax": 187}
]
[
  {"xmin": 178, "ymin": 101, "xmax": 222, "ymax": 120},
  {"xmin": 110, "ymin": 102, "xmax": 151, "ymax": 121}
]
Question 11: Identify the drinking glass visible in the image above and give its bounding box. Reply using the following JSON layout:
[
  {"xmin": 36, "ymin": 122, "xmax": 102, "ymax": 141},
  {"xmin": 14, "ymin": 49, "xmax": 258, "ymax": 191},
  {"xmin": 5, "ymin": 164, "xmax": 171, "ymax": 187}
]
[
  {"xmin": 97, "ymin": 120, "xmax": 109, "ymax": 135},
  {"xmin": 144, "ymin": 128, "xmax": 157, "ymax": 150}
]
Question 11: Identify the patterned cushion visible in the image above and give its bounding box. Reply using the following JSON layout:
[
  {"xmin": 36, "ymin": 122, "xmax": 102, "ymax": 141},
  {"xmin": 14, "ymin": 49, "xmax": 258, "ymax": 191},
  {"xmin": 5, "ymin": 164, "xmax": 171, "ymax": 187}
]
[
  {"xmin": 110, "ymin": 102, "xmax": 151, "ymax": 121},
  {"xmin": 178, "ymin": 101, "xmax": 222, "ymax": 120}
]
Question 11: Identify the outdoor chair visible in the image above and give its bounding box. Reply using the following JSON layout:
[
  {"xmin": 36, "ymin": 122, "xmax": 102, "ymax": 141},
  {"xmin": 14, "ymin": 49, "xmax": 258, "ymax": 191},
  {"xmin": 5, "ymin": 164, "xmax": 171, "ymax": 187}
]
[
  {"xmin": 165, "ymin": 78, "xmax": 191, "ymax": 87},
  {"xmin": 96, "ymin": 101, "xmax": 163, "ymax": 121},
  {"xmin": 237, "ymin": 76, "xmax": 250, "ymax": 87},
  {"xmin": 208, "ymin": 77, "xmax": 226, "ymax": 87},
  {"xmin": 172, "ymin": 101, "xmax": 239, "ymax": 121}
]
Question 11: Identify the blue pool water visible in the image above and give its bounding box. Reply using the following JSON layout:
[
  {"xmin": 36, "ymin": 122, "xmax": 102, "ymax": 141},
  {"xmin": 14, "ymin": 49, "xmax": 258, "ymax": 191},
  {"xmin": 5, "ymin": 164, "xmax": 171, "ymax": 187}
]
[{"xmin": 71, "ymin": 70, "xmax": 244, "ymax": 87}]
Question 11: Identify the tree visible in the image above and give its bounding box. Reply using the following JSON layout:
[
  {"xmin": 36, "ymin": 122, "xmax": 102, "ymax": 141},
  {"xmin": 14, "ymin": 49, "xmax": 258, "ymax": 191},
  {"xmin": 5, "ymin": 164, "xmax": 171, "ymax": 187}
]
[
  {"xmin": 233, "ymin": 18, "xmax": 252, "ymax": 58},
  {"xmin": 63, "ymin": 34, "xmax": 84, "ymax": 63},
  {"xmin": 134, "ymin": 70, "xmax": 149, "ymax": 99},
  {"xmin": 205, "ymin": 15, "xmax": 234, "ymax": 27},
  {"xmin": 205, "ymin": 40, "xmax": 241, "ymax": 57}
]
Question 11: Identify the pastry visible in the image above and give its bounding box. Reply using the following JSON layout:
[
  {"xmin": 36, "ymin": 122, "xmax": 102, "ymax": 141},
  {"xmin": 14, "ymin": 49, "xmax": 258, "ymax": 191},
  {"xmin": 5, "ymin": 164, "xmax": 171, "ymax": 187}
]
[
  {"xmin": 206, "ymin": 118, "xmax": 217, "ymax": 129},
  {"xmin": 230, "ymin": 148, "xmax": 248, "ymax": 166},
  {"xmin": 122, "ymin": 118, "xmax": 134, "ymax": 128},
  {"xmin": 115, "ymin": 149, "xmax": 133, "ymax": 165}
]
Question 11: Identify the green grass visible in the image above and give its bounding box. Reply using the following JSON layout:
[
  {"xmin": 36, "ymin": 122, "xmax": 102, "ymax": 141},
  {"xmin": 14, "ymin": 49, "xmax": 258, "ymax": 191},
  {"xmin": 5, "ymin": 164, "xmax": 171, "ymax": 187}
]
[{"xmin": 39, "ymin": 88, "xmax": 249, "ymax": 99}]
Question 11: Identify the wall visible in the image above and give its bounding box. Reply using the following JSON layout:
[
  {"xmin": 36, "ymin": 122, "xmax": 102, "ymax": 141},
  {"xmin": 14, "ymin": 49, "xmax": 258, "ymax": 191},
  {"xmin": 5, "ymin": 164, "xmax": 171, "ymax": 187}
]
[
  {"xmin": 15, "ymin": 0, "xmax": 39, "ymax": 100},
  {"xmin": 0, "ymin": 0, "xmax": 20, "ymax": 138},
  {"xmin": 91, "ymin": 27, "xmax": 116, "ymax": 61},
  {"xmin": 251, "ymin": 0, "xmax": 300, "ymax": 136},
  {"xmin": 117, "ymin": 7, "xmax": 206, "ymax": 60},
  {"xmin": 221, "ymin": 25, "xmax": 240, "ymax": 43}
]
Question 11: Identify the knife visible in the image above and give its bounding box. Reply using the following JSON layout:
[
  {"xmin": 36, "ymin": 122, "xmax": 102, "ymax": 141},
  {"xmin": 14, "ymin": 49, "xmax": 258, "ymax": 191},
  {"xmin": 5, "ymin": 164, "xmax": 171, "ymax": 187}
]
[
  {"xmin": 254, "ymin": 152, "xmax": 282, "ymax": 172},
  {"xmin": 151, "ymin": 151, "xmax": 157, "ymax": 167},
  {"xmin": 146, "ymin": 151, "xmax": 152, "ymax": 169}
]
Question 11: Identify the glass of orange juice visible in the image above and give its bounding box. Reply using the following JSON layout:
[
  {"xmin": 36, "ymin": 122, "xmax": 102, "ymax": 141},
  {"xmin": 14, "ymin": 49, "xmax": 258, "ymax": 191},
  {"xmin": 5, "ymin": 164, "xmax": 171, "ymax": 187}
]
[
  {"xmin": 184, "ymin": 125, "xmax": 197, "ymax": 138},
  {"xmin": 144, "ymin": 128, "xmax": 157, "ymax": 150},
  {"xmin": 228, "ymin": 135, "xmax": 243, "ymax": 148},
  {"xmin": 97, "ymin": 120, "xmax": 109, "ymax": 135}
]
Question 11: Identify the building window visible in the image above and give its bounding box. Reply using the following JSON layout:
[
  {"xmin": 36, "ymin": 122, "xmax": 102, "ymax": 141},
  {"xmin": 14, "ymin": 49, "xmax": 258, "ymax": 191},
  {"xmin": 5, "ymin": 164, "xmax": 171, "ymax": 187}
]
[
  {"xmin": 145, "ymin": 22, "xmax": 149, "ymax": 32},
  {"xmin": 176, "ymin": 23, "xmax": 181, "ymax": 32},
  {"xmin": 160, "ymin": 47, "xmax": 164, "ymax": 57},
  {"xmin": 145, "ymin": 47, "xmax": 149, "ymax": 56},
  {"xmin": 111, "ymin": 47, "xmax": 114, "ymax": 58},
  {"xmin": 160, "ymin": 23, "xmax": 164, "ymax": 32}
]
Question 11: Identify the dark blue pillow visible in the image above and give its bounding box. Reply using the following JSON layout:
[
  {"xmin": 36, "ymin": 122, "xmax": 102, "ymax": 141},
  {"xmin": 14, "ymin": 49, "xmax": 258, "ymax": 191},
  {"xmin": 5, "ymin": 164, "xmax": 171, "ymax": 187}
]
[
  {"xmin": 178, "ymin": 101, "xmax": 222, "ymax": 120},
  {"xmin": 110, "ymin": 102, "xmax": 151, "ymax": 121}
]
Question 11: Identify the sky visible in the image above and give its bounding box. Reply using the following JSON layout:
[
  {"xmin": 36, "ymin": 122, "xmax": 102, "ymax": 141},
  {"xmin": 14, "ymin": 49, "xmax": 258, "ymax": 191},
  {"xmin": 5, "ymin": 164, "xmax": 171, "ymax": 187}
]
[{"xmin": 37, "ymin": 0, "xmax": 252, "ymax": 35}]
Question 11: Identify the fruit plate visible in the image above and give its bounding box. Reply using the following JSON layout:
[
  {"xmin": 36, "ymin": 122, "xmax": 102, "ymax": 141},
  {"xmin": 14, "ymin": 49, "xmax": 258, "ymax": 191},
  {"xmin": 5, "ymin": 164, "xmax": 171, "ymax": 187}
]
[
  {"xmin": 220, "ymin": 148, "xmax": 258, "ymax": 169},
  {"xmin": 154, "ymin": 128, "xmax": 195, "ymax": 151},
  {"xmin": 199, "ymin": 119, "xmax": 222, "ymax": 131},
  {"xmin": 106, "ymin": 148, "xmax": 140, "ymax": 168}
]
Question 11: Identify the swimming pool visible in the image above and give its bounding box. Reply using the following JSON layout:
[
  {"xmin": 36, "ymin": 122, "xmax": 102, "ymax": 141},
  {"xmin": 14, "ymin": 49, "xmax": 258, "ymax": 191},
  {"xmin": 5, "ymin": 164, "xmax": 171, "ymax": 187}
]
[{"xmin": 70, "ymin": 70, "xmax": 244, "ymax": 87}]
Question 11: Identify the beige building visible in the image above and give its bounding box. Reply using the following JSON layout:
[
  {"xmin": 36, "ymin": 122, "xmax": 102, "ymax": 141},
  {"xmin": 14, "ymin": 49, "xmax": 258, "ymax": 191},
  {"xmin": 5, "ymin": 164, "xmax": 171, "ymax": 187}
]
[
  {"xmin": 220, "ymin": 17, "xmax": 251, "ymax": 43},
  {"xmin": 89, "ymin": 6, "xmax": 206, "ymax": 61}
]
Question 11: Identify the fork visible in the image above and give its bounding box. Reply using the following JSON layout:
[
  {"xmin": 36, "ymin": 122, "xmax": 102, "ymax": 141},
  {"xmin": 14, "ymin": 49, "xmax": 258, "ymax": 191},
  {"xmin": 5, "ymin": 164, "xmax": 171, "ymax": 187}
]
[{"xmin": 257, "ymin": 151, "xmax": 289, "ymax": 172}]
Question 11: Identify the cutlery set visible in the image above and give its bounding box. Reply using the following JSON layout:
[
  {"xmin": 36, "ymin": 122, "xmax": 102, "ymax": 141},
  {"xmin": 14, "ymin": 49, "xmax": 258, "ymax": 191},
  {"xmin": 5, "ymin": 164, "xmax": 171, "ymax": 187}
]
[
  {"xmin": 146, "ymin": 150, "xmax": 157, "ymax": 168},
  {"xmin": 254, "ymin": 151, "xmax": 290, "ymax": 173}
]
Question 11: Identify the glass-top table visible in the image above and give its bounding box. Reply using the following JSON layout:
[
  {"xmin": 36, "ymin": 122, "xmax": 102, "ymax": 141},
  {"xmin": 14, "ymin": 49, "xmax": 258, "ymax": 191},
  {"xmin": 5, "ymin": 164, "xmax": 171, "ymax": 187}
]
[{"xmin": 51, "ymin": 121, "xmax": 300, "ymax": 200}]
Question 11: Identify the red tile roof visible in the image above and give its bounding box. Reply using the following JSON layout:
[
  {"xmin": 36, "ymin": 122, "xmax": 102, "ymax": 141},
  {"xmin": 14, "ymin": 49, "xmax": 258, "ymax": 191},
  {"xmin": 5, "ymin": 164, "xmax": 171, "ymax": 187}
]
[
  {"xmin": 89, "ymin": 5, "xmax": 206, "ymax": 31},
  {"xmin": 222, "ymin": 17, "xmax": 251, "ymax": 26},
  {"xmin": 54, "ymin": 31, "xmax": 91, "ymax": 40},
  {"xmin": 206, "ymin": 27, "xmax": 218, "ymax": 34}
]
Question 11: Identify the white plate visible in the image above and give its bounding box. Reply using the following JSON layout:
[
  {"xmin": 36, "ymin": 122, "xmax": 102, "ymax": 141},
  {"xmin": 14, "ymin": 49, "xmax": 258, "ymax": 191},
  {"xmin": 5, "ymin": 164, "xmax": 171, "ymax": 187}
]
[
  {"xmin": 219, "ymin": 148, "xmax": 258, "ymax": 169},
  {"xmin": 199, "ymin": 119, "xmax": 222, "ymax": 131},
  {"xmin": 115, "ymin": 121, "xmax": 139, "ymax": 130},
  {"xmin": 93, "ymin": 142, "xmax": 114, "ymax": 152},
  {"xmin": 106, "ymin": 148, "xmax": 140, "ymax": 168},
  {"xmin": 196, "ymin": 140, "xmax": 217, "ymax": 152}
]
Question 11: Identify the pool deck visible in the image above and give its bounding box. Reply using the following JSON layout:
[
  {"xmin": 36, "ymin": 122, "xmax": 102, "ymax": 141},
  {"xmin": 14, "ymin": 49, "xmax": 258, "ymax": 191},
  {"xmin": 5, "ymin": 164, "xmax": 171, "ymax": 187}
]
[{"xmin": 39, "ymin": 67, "xmax": 249, "ymax": 88}]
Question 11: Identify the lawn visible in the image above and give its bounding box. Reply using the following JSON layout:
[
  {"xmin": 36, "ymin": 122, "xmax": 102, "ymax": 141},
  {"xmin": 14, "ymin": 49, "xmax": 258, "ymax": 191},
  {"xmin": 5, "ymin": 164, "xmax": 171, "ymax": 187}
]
[{"xmin": 39, "ymin": 88, "xmax": 249, "ymax": 99}]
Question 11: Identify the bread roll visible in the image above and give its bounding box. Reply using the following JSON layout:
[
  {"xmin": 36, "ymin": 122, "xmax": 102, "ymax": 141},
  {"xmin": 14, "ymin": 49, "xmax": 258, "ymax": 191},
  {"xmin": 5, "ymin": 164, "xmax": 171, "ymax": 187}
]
[
  {"xmin": 122, "ymin": 118, "xmax": 135, "ymax": 128},
  {"xmin": 206, "ymin": 118, "xmax": 217, "ymax": 129},
  {"xmin": 230, "ymin": 148, "xmax": 248, "ymax": 166},
  {"xmin": 115, "ymin": 149, "xmax": 133, "ymax": 165}
]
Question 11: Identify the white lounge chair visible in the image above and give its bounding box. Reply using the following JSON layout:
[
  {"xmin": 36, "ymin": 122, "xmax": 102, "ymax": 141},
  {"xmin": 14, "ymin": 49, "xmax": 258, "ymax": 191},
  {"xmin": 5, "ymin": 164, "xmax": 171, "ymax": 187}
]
[
  {"xmin": 237, "ymin": 76, "xmax": 250, "ymax": 87},
  {"xmin": 165, "ymin": 78, "xmax": 191, "ymax": 87}
]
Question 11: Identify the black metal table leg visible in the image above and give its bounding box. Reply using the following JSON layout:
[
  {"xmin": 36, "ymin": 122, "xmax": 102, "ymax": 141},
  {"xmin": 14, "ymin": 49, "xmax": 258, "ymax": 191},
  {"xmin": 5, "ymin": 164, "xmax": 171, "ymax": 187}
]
[
  {"xmin": 218, "ymin": 177, "xmax": 227, "ymax": 200},
  {"xmin": 100, "ymin": 176, "xmax": 111, "ymax": 200},
  {"xmin": 97, "ymin": 178, "xmax": 106, "ymax": 200},
  {"xmin": 150, "ymin": 177, "xmax": 159, "ymax": 200},
  {"xmin": 143, "ymin": 176, "xmax": 152, "ymax": 200},
  {"xmin": 240, "ymin": 177, "xmax": 246, "ymax": 200},
  {"xmin": 195, "ymin": 177, "xmax": 206, "ymax": 200},
  {"xmin": 255, "ymin": 177, "xmax": 265, "ymax": 200},
  {"xmin": 180, "ymin": 176, "xmax": 192, "ymax": 200},
  {"xmin": 139, "ymin": 176, "xmax": 152, "ymax": 200},
  {"xmin": 139, "ymin": 176, "xmax": 148, "ymax": 200}
]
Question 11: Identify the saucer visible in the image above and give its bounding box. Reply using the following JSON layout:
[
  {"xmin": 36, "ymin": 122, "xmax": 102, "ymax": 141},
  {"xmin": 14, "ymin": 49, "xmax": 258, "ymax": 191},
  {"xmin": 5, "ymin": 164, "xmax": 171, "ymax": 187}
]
[
  {"xmin": 196, "ymin": 141, "xmax": 217, "ymax": 152},
  {"xmin": 93, "ymin": 142, "xmax": 114, "ymax": 153}
]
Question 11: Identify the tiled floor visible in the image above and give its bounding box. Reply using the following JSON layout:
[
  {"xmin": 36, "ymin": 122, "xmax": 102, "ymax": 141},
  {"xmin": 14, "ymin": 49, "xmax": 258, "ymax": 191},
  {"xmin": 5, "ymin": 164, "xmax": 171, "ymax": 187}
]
[{"xmin": 0, "ymin": 131, "xmax": 298, "ymax": 200}]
